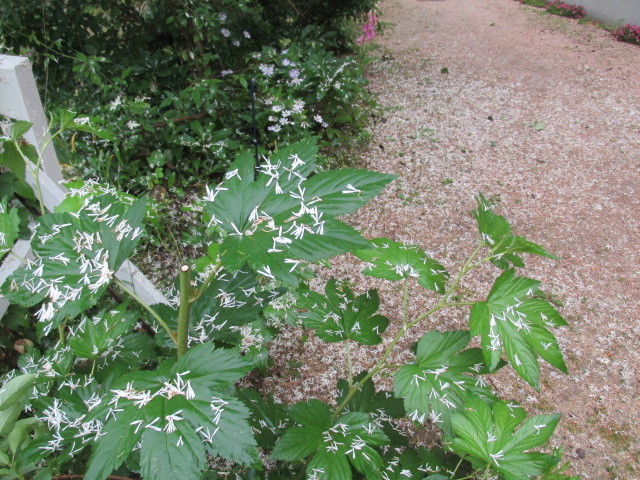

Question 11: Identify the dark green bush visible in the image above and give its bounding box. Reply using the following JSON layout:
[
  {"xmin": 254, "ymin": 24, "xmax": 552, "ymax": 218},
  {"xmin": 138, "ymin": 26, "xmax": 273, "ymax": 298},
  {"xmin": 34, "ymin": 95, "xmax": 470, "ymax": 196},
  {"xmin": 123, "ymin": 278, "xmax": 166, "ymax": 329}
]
[{"xmin": 0, "ymin": 0, "xmax": 378, "ymax": 192}]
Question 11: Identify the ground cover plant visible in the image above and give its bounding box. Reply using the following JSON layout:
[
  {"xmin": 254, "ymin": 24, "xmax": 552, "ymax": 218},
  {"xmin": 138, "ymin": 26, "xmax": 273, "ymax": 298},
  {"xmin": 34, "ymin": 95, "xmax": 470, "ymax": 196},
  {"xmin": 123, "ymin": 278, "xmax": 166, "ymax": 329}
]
[
  {"xmin": 0, "ymin": 108, "xmax": 579, "ymax": 479},
  {"xmin": 612, "ymin": 24, "xmax": 640, "ymax": 45},
  {"xmin": 516, "ymin": 0, "xmax": 585, "ymax": 19},
  {"xmin": 0, "ymin": 0, "xmax": 378, "ymax": 192}
]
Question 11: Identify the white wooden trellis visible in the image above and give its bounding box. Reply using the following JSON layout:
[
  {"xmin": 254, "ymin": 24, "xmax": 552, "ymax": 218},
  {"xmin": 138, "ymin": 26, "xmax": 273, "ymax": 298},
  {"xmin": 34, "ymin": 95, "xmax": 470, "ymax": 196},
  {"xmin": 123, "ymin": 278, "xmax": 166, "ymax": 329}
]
[{"xmin": 0, "ymin": 54, "xmax": 169, "ymax": 318}]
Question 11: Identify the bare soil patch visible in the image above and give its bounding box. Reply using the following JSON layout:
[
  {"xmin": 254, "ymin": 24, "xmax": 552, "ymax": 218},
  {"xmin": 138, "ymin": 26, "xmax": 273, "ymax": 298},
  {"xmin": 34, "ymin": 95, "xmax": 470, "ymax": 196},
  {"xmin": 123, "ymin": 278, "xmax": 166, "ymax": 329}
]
[{"xmin": 265, "ymin": 1, "xmax": 639, "ymax": 478}]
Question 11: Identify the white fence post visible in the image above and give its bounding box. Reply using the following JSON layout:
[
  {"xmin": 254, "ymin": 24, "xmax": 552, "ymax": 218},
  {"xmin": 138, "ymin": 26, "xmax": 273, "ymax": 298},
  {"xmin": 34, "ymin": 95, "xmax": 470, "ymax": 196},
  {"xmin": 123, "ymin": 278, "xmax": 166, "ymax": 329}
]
[{"xmin": 0, "ymin": 54, "xmax": 169, "ymax": 319}]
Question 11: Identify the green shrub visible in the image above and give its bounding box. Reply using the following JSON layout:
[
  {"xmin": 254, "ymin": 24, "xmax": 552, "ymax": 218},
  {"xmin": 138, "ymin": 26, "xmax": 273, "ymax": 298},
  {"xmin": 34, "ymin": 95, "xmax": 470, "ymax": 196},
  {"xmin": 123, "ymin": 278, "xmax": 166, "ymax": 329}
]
[{"xmin": 0, "ymin": 0, "xmax": 378, "ymax": 192}]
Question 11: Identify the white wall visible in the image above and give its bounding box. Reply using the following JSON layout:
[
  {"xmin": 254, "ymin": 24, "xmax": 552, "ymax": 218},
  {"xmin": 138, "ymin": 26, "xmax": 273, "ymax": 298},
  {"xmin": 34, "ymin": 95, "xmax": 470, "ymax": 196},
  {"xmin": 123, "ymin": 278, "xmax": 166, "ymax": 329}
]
[{"xmin": 575, "ymin": 0, "xmax": 640, "ymax": 26}]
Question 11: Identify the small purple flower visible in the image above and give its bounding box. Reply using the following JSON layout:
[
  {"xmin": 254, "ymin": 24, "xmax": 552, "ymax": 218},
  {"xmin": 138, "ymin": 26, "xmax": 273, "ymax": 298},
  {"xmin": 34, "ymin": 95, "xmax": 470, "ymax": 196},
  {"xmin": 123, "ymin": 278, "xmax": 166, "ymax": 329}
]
[
  {"xmin": 259, "ymin": 64, "xmax": 274, "ymax": 76},
  {"xmin": 221, "ymin": 28, "xmax": 231, "ymax": 38},
  {"xmin": 289, "ymin": 69, "xmax": 300, "ymax": 79},
  {"xmin": 243, "ymin": 31, "xmax": 251, "ymax": 39},
  {"xmin": 219, "ymin": 13, "xmax": 227, "ymax": 22}
]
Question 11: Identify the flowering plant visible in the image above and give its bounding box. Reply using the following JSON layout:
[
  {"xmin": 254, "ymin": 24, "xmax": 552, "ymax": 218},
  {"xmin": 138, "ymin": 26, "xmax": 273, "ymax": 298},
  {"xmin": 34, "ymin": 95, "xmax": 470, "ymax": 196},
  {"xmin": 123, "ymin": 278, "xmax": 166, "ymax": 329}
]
[
  {"xmin": 357, "ymin": 12, "xmax": 379, "ymax": 45},
  {"xmin": 612, "ymin": 24, "xmax": 640, "ymax": 45},
  {"xmin": 544, "ymin": 1, "xmax": 586, "ymax": 18},
  {"xmin": 0, "ymin": 130, "xmax": 578, "ymax": 479}
]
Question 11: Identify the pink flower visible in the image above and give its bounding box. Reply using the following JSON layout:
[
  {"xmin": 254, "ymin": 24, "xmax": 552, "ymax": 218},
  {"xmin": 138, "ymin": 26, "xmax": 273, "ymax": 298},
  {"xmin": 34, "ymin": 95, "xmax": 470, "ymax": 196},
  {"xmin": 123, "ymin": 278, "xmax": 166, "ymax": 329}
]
[{"xmin": 357, "ymin": 11, "xmax": 379, "ymax": 45}]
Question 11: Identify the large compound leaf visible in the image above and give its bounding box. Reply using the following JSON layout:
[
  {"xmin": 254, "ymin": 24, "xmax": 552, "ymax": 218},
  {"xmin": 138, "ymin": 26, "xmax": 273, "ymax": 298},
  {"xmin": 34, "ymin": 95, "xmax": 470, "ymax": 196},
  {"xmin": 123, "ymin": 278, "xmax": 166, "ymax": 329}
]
[
  {"xmin": 68, "ymin": 305, "xmax": 137, "ymax": 359},
  {"xmin": 394, "ymin": 330, "xmax": 495, "ymax": 434},
  {"xmin": 271, "ymin": 399, "xmax": 388, "ymax": 480},
  {"xmin": 236, "ymin": 388, "xmax": 289, "ymax": 450},
  {"xmin": 204, "ymin": 139, "xmax": 395, "ymax": 285},
  {"xmin": 448, "ymin": 395, "xmax": 561, "ymax": 480},
  {"xmin": 336, "ymin": 372, "xmax": 406, "ymax": 446},
  {"xmin": 474, "ymin": 195, "xmax": 555, "ymax": 269},
  {"xmin": 84, "ymin": 344, "xmax": 257, "ymax": 480},
  {"xmin": 381, "ymin": 447, "xmax": 451, "ymax": 480},
  {"xmin": 469, "ymin": 269, "xmax": 567, "ymax": 390},
  {"xmin": 353, "ymin": 238, "xmax": 448, "ymax": 293},
  {"xmin": 299, "ymin": 279, "xmax": 389, "ymax": 345},
  {"xmin": 1, "ymin": 194, "xmax": 146, "ymax": 336}
]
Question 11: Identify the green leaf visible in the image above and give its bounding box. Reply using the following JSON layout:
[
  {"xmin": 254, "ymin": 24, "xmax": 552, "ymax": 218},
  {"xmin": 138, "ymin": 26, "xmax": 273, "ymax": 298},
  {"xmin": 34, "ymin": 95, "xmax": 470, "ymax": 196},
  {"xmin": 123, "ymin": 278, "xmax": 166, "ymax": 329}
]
[
  {"xmin": 353, "ymin": 238, "xmax": 448, "ymax": 293},
  {"xmin": 0, "ymin": 198, "xmax": 20, "ymax": 258},
  {"xmin": 380, "ymin": 447, "xmax": 449, "ymax": 480},
  {"xmin": 0, "ymin": 142, "xmax": 35, "ymax": 186},
  {"xmin": 473, "ymin": 195, "xmax": 556, "ymax": 269},
  {"xmin": 0, "ymin": 375, "xmax": 36, "ymax": 437},
  {"xmin": 68, "ymin": 305, "xmax": 137, "ymax": 359},
  {"xmin": 448, "ymin": 396, "xmax": 561, "ymax": 480},
  {"xmin": 1, "ymin": 194, "xmax": 146, "ymax": 335},
  {"xmin": 140, "ymin": 423, "xmax": 205, "ymax": 480},
  {"xmin": 271, "ymin": 399, "xmax": 331, "ymax": 461},
  {"xmin": 272, "ymin": 402, "xmax": 388, "ymax": 479},
  {"xmin": 174, "ymin": 343, "xmax": 252, "ymax": 388},
  {"xmin": 336, "ymin": 372, "xmax": 407, "ymax": 446},
  {"xmin": 469, "ymin": 270, "xmax": 567, "ymax": 390},
  {"xmin": 84, "ymin": 407, "xmax": 143, "ymax": 480},
  {"xmin": 204, "ymin": 139, "xmax": 395, "ymax": 285},
  {"xmin": 188, "ymin": 268, "xmax": 273, "ymax": 349},
  {"xmin": 299, "ymin": 280, "xmax": 389, "ymax": 345},
  {"xmin": 394, "ymin": 330, "xmax": 495, "ymax": 434},
  {"xmin": 6, "ymin": 121, "xmax": 32, "ymax": 140},
  {"xmin": 7, "ymin": 417, "xmax": 40, "ymax": 453},
  {"xmin": 236, "ymin": 388, "xmax": 289, "ymax": 450},
  {"xmin": 88, "ymin": 344, "xmax": 258, "ymax": 479}
]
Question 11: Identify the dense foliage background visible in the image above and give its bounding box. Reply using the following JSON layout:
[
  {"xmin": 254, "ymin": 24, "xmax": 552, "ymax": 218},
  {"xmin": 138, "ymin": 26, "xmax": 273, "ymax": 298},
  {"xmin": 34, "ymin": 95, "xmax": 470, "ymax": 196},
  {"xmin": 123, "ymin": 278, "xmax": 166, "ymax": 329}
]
[{"xmin": 0, "ymin": 0, "xmax": 377, "ymax": 191}]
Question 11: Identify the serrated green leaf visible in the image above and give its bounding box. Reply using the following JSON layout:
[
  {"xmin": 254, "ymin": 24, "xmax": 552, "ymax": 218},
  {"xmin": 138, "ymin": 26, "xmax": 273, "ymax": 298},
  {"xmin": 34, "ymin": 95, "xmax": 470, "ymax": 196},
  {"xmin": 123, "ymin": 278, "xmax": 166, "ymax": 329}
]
[
  {"xmin": 336, "ymin": 372, "xmax": 406, "ymax": 446},
  {"xmin": 204, "ymin": 139, "xmax": 394, "ymax": 285},
  {"xmin": 299, "ymin": 280, "xmax": 389, "ymax": 345},
  {"xmin": 353, "ymin": 238, "xmax": 448, "ymax": 293},
  {"xmin": 449, "ymin": 396, "xmax": 561, "ymax": 480},
  {"xmin": 68, "ymin": 305, "xmax": 137, "ymax": 359},
  {"xmin": 473, "ymin": 195, "xmax": 556, "ymax": 269},
  {"xmin": 188, "ymin": 268, "xmax": 273, "ymax": 348},
  {"xmin": 174, "ymin": 343, "xmax": 252, "ymax": 388},
  {"xmin": 84, "ymin": 407, "xmax": 143, "ymax": 480},
  {"xmin": 7, "ymin": 121, "xmax": 33, "ymax": 141},
  {"xmin": 394, "ymin": 330, "xmax": 495, "ymax": 434},
  {"xmin": 307, "ymin": 449, "xmax": 352, "ymax": 480},
  {"xmin": 271, "ymin": 400, "xmax": 330, "ymax": 461},
  {"xmin": 237, "ymin": 388, "xmax": 289, "ymax": 450},
  {"xmin": 272, "ymin": 401, "xmax": 388, "ymax": 478},
  {"xmin": 140, "ymin": 422, "xmax": 205, "ymax": 480},
  {"xmin": 0, "ymin": 142, "xmax": 35, "ymax": 187},
  {"xmin": 0, "ymin": 198, "xmax": 20, "ymax": 258},
  {"xmin": 84, "ymin": 344, "xmax": 258, "ymax": 479},
  {"xmin": 469, "ymin": 270, "xmax": 567, "ymax": 389},
  {"xmin": 1, "ymin": 194, "xmax": 146, "ymax": 335},
  {"xmin": 381, "ymin": 447, "xmax": 449, "ymax": 480}
]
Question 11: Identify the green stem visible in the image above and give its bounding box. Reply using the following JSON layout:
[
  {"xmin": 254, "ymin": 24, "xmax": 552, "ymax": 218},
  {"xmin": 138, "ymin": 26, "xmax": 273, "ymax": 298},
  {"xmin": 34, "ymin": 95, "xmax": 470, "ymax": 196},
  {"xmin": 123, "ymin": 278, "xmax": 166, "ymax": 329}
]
[
  {"xmin": 57, "ymin": 322, "xmax": 66, "ymax": 347},
  {"xmin": 114, "ymin": 278, "xmax": 177, "ymax": 345},
  {"xmin": 13, "ymin": 141, "xmax": 45, "ymax": 215},
  {"xmin": 332, "ymin": 242, "xmax": 487, "ymax": 419},
  {"xmin": 401, "ymin": 277, "xmax": 410, "ymax": 331},
  {"xmin": 177, "ymin": 265, "xmax": 193, "ymax": 357},
  {"xmin": 191, "ymin": 261, "xmax": 222, "ymax": 302},
  {"xmin": 345, "ymin": 339, "xmax": 353, "ymax": 387},
  {"xmin": 449, "ymin": 456, "xmax": 464, "ymax": 479}
]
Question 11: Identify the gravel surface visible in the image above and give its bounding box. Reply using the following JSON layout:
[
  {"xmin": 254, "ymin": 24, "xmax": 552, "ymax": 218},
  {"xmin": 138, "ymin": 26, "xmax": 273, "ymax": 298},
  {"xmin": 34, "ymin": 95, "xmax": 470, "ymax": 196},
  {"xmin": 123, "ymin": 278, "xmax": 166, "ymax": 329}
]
[{"xmin": 264, "ymin": 1, "xmax": 640, "ymax": 478}]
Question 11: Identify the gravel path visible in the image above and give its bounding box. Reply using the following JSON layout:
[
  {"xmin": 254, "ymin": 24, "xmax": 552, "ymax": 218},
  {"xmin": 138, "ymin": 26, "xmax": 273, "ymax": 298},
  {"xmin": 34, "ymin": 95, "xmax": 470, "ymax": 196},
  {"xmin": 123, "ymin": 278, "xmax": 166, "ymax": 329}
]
[{"xmin": 266, "ymin": 1, "xmax": 640, "ymax": 478}]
